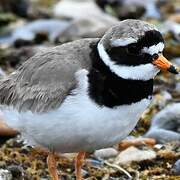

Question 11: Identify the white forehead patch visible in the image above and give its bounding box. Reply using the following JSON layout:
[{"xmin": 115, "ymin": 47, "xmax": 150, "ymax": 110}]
[
  {"xmin": 111, "ymin": 38, "xmax": 137, "ymax": 47},
  {"xmin": 97, "ymin": 43, "xmax": 159, "ymax": 81},
  {"xmin": 142, "ymin": 42, "xmax": 164, "ymax": 55}
]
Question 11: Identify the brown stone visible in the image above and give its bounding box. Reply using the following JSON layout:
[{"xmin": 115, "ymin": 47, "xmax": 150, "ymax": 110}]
[{"xmin": 0, "ymin": 119, "xmax": 17, "ymax": 136}]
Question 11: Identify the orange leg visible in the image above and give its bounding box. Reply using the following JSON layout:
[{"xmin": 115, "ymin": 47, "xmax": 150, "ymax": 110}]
[
  {"xmin": 75, "ymin": 152, "xmax": 86, "ymax": 180},
  {"xmin": 47, "ymin": 152, "xmax": 59, "ymax": 180}
]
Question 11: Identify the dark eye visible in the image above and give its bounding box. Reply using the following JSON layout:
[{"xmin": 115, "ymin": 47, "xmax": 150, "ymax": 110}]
[
  {"xmin": 127, "ymin": 44, "xmax": 140, "ymax": 55},
  {"xmin": 152, "ymin": 53, "xmax": 159, "ymax": 60}
]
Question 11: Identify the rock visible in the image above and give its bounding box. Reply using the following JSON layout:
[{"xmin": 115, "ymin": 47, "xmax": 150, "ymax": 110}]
[
  {"xmin": 114, "ymin": 146, "xmax": 156, "ymax": 165},
  {"xmin": 118, "ymin": 137, "xmax": 156, "ymax": 150},
  {"xmin": 175, "ymin": 82, "xmax": 180, "ymax": 94},
  {"xmin": 172, "ymin": 58, "xmax": 180, "ymax": 66},
  {"xmin": 95, "ymin": 0, "xmax": 122, "ymax": 10},
  {"xmin": 0, "ymin": 111, "xmax": 17, "ymax": 137},
  {"xmin": 157, "ymin": 1, "xmax": 180, "ymax": 18},
  {"xmin": 0, "ymin": 19, "xmax": 71, "ymax": 46},
  {"xmin": 94, "ymin": 148, "xmax": 118, "ymax": 159},
  {"xmin": 154, "ymin": 144, "xmax": 164, "ymax": 150},
  {"xmin": 172, "ymin": 159, "xmax": 180, "ymax": 175},
  {"xmin": 96, "ymin": 0, "xmax": 160, "ymax": 19},
  {"xmin": 145, "ymin": 103, "xmax": 180, "ymax": 143},
  {"xmin": 165, "ymin": 20, "xmax": 180, "ymax": 42},
  {"xmin": 0, "ymin": 120, "xmax": 16, "ymax": 136},
  {"xmin": 80, "ymin": 169, "xmax": 89, "ymax": 178},
  {"xmin": 124, "ymin": 0, "xmax": 160, "ymax": 19},
  {"xmin": 116, "ymin": 4, "xmax": 146, "ymax": 20},
  {"xmin": 97, "ymin": 0, "xmax": 145, "ymax": 19},
  {"xmin": 169, "ymin": 14, "xmax": 180, "ymax": 24},
  {"xmin": 53, "ymin": 0, "xmax": 118, "ymax": 23},
  {"xmin": 85, "ymin": 159, "xmax": 102, "ymax": 168},
  {"xmin": 160, "ymin": 91, "xmax": 172, "ymax": 102},
  {"xmin": 0, "ymin": 20, "xmax": 26, "ymax": 47},
  {"xmin": 0, "ymin": 169, "xmax": 12, "ymax": 180},
  {"xmin": 7, "ymin": 165, "xmax": 22, "ymax": 179},
  {"xmin": 172, "ymin": 58, "xmax": 180, "ymax": 94},
  {"xmin": 53, "ymin": 0, "xmax": 118, "ymax": 40},
  {"xmin": 13, "ymin": 19, "xmax": 70, "ymax": 43},
  {"xmin": 153, "ymin": 90, "xmax": 172, "ymax": 109},
  {"xmin": 0, "ymin": 13, "xmax": 16, "ymax": 27},
  {"xmin": 59, "ymin": 18, "xmax": 110, "ymax": 41},
  {"xmin": 0, "ymin": 0, "xmax": 29, "ymax": 18}
]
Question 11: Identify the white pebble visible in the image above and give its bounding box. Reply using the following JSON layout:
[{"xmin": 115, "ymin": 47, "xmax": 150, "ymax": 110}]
[
  {"xmin": 0, "ymin": 169, "xmax": 12, "ymax": 180},
  {"xmin": 94, "ymin": 148, "xmax": 118, "ymax": 159}
]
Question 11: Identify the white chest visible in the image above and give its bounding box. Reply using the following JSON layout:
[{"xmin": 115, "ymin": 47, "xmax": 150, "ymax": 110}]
[
  {"xmin": 3, "ymin": 69, "xmax": 151, "ymax": 153},
  {"xmin": 16, "ymin": 70, "xmax": 150, "ymax": 152}
]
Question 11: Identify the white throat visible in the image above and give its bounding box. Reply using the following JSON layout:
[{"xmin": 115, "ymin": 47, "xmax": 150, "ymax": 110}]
[{"xmin": 97, "ymin": 43, "xmax": 159, "ymax": 81}]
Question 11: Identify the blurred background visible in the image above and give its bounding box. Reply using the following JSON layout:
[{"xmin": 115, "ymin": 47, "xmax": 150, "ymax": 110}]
[{"xmin": 0, "ymin": 0, "xmax": 179, "ymax": 179}]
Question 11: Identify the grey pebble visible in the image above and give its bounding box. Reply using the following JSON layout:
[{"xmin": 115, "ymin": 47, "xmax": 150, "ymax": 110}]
[
  {"xmin": 0, "ymin": 169, "xmax": 12, "ymax": 180},
  {"xmin": 145, "ymin": 103, "xmax": 180, "ymax": 143},
  {"xmin": 86, "ymin": 159, "xmax": 103, "ymax": 168},
  {"xmin": 172, "ymin": 159, "xmax": 180, "ymax": 175},
  {"xmin": 94, "ymin": 148, "xmax": 118, "ymax": 159}
]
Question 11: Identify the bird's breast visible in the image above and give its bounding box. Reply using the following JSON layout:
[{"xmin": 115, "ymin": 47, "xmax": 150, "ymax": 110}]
[{"xmin": 6, "ymin": 69, "xmax": 151, "ymax": 153}]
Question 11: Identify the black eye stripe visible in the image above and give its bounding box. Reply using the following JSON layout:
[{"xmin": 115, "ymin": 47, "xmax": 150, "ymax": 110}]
[
  {"xmin": 107, "ymin": 46, "xmax": 152, "ymax": 66},
  {"xmin": 137, "ymin": 30, "xmax": 164, "ymax": 48},
  {"xmin": 127, "ymin": 43, "xmax": 141, "ymax": 55},
  {"xmin": 106, "ymin": 30, "xmax": 164, "ymax": 66}
]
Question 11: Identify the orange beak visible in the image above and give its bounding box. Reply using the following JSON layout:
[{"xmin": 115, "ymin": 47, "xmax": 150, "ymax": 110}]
[{"xmin": 152, "ymin": 54, "xmax": 178, "ymax": 74}]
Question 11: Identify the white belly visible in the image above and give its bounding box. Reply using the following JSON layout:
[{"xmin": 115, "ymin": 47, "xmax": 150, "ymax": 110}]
[{"xmin": 3, "ymin": 70, "xmax": 151, "ymax": 153}]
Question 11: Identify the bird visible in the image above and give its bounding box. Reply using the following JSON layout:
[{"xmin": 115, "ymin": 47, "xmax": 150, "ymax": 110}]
[{"xmin": 0, "ymin": 19, "xmax": 178, "ymax": 180}]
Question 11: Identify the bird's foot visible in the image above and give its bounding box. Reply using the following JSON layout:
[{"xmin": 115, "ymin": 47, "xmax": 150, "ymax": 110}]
[
  {"xmin": 47, "ymin": 152, "xmax": 59, "ymax": 180},
  {"xmin": 75, "ymin": 152, "xmax": 86, "ymax": 180}
]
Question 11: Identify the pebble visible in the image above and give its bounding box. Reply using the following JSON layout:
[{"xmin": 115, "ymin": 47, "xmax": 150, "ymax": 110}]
[
  {"xmin": 52, "ymin": 0, "xmax": 118, "ymax": 40},
  {"xmin": 124, "ymin": 0, "xmax": 160, "ymax": 19},
  {"xmin": 114, "ymin": 146, "xmax": 156, "ymax": 165},
  {"xmin": 153, "ymin": 90, "xmax": 172, "ymax": 109},
  {"xmin": 59, "ymin": 18, "xmax": 110, "ymax": 41},
  {"xmin": 0, "ymin": 169, "xmax": 12, "ymax": 180},
  {"xmin": 172, "ymin": 159, "xmax": 180, "ymax": 175},
  {"xmin": 0, "ymin": 19, "xmax": 71, "ymax": 46},
  {"xmin": 80, "ymin": 169, "xmax": 89, "ymax": 178},
  {"xmin": 165, "ymin": 21, "xmax": 180, "ymax": 42},
  {"xmin": 94, "ymin": 148, "xmax": 118, "ymax": 159},
  {"xmin": 86, "ymin": 159, "xmax": 102, "ymax": 168},
  {"xmin": 154, "ymin": 144, "xmax": 164, "ymax": 150},
  {"xmin": 14, "ymin": 19, "xmax": 70, "ymax": 42},
  {"xmin": 0, "ymin": 0, "xmax": 29, "ymax": 18},
  {"xmin": 73, "ymin": 169, "xmax": 88, "ymax": 178},
  {"xmin": 145, "ymin": 103, "xmax": 180, "ymax": 143},
  {"xmin": 53, "ymin": 0, "xmax": 117, "ymax": 21},
  {"xmin": 0, "ymin": 117, "xmax": 17, "ymax": 137},
  {"xmin": 172, "ymin": 58, "xmax": 180, "ymax": 66},
  {"xmin": 175, "ymin": 82, "xmax": 180, "ymax": 94},
  {"xmin": 7, "ymin": 165, "xmax": 23, "ymax": 179},
  {"xmin": 116, "ymin": 5, "xmax": 145, "ymax": 20}
]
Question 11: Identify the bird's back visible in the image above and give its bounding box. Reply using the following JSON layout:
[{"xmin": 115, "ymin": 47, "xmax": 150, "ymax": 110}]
[{"xmin": 0, "ymin": 38, "xmax": 99, "ymax": 113}]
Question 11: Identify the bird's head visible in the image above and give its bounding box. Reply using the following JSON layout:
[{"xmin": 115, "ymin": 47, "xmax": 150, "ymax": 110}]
[{"xmin": 98, "ymin": 19, "xmax": 178, "ymax": 81}]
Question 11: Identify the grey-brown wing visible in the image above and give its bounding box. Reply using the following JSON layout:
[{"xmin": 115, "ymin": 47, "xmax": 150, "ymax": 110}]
[{"xmin": 0, "ymin": 38, "xmax": 99, "ymax": 113}]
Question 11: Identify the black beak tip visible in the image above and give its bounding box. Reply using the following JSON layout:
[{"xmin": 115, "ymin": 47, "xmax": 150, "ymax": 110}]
[{"xmin": 168, "ymin": 65, "xmax": 179, "ymax": 74}]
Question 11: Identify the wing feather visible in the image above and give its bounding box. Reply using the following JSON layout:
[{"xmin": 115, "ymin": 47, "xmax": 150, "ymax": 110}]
[{"xmin": 0, "ymin": 38, "xmax": 99, "ymax": 112}]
